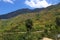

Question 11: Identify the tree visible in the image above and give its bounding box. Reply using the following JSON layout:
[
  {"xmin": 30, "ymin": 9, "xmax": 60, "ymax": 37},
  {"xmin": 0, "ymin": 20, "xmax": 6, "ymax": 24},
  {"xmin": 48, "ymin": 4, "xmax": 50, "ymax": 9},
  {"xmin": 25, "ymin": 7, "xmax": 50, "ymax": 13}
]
[
  {"xmin": 56, "ymin": 17, "xmax": 60, "ymax": 26},
  {"xmin": 25, "ymin": 19, "xmax": 33, "ymax": 31}
]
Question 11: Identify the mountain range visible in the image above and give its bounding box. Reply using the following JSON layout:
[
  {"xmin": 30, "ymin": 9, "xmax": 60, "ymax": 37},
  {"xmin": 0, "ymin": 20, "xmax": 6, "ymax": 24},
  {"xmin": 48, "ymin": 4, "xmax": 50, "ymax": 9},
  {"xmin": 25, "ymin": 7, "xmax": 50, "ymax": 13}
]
[{"xmin": 0, "ymin": 3, "xmax": 60, "ymax": 19}]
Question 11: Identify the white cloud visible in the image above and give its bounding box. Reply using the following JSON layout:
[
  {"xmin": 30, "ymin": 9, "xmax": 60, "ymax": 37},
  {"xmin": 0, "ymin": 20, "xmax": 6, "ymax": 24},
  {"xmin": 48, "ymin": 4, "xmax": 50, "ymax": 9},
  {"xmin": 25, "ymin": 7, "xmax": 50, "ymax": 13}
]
[
  {"xmin": 25, "ymin": 0, "xmax": 52, "ymax": 8},
  {"xmin": 0, "ymin": 0, "xmax": 15, "ymax": 4},
  {"xmin": 3, "ymin": 0, "xmax": 14, "ymax": 4}
]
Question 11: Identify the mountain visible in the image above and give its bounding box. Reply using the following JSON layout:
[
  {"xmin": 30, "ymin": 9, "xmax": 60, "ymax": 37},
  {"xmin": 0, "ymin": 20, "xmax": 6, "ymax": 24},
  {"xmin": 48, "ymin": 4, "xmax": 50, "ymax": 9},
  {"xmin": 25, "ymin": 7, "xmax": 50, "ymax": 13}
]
[
  {"xmin": 0, "ymin": 3, "xmax": 60, "ymax": 32},
  {"xmin": 0, "ymin": 8, "xmax": 44, "ymax": 19},
  {"xmin": 0, "ymin": 3, "xmax": 60, "ymax": 40},
  {"xmin": 0, "ymin": 3, "xmax": 60, "ymax": 19}
]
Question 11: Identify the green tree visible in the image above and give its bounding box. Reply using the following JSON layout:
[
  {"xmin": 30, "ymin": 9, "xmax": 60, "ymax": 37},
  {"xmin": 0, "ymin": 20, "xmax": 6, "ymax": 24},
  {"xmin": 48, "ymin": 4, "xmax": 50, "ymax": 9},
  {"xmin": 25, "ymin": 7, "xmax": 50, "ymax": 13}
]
[
  {"xmin": 56, "ymin": 17, "xmax": 60, "ymax": 26},
  {"xmin": 25, "ymin": 19, "xmax": 33, "ymax": 31}
]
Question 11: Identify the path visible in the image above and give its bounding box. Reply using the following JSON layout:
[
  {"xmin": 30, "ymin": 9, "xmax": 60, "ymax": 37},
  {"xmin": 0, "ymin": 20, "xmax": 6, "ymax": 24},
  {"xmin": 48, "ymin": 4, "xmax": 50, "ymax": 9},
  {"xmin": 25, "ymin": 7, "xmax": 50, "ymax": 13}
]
[{"xmin": 2, "ymin": 30, "xmax": 44, "ymax": 34}]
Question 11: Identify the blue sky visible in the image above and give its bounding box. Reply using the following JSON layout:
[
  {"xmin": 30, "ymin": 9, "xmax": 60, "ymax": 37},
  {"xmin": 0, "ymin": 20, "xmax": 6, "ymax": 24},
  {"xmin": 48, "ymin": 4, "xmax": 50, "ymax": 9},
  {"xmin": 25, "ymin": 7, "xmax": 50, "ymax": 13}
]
[{"xmin": 0, "ymin": 0, "xmax": 60, "ymax": 15}]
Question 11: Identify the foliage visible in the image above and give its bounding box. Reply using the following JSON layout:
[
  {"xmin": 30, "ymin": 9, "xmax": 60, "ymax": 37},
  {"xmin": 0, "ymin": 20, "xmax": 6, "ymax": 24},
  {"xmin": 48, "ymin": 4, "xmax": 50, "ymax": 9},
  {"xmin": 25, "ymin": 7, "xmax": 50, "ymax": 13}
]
[{"xmin": 0, "ymin": 3, "xmax": 60, "ymax": 40}]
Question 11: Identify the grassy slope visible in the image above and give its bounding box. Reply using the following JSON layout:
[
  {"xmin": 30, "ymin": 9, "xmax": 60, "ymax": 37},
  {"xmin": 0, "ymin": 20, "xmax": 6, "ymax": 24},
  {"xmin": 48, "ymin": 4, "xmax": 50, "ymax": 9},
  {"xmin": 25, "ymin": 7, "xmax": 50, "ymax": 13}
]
[{"xmin": 0, "ymin": 4, "xmax": 60, "ymax": 40}]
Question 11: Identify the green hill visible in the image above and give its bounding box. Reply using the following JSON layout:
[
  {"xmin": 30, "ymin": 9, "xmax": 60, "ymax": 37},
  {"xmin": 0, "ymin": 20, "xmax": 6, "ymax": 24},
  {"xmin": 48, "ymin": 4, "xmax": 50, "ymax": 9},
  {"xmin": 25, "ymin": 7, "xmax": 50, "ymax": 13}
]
[{"xmin": 0, "ymin": 3, "xmax": 60, "ymax": 40}]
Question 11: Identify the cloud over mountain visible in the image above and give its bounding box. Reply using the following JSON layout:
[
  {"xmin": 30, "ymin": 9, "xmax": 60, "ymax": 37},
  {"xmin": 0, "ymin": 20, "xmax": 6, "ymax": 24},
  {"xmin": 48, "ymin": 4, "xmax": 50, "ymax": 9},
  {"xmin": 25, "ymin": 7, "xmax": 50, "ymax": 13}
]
[{"xmin": 25, "ymin": 0, "xmax": 52, "ymax": 8}]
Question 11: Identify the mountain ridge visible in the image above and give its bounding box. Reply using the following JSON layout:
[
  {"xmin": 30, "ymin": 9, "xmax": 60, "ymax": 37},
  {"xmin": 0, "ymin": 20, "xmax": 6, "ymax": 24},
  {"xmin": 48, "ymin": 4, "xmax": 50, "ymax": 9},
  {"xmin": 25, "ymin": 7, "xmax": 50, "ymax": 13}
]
[
  {"xmin": 0, "ymin": 3, "xmax": 60, "ymax": 19},
  {"xmin": 0, "ymin": 8, "xmax": 44, "ymax": 19}
]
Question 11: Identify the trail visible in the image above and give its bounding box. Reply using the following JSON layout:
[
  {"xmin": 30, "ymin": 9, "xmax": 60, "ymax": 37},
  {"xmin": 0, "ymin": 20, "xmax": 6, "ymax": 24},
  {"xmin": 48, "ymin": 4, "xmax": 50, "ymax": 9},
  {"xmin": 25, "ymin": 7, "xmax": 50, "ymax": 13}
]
[{"xmin": 2, "ymin": 31, "xmax": 44, "ymax": 34}]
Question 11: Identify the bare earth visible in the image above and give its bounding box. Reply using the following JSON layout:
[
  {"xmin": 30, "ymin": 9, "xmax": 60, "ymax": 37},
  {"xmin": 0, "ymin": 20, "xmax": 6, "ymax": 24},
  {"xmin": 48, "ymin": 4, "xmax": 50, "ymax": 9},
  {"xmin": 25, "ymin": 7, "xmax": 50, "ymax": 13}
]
[{"xmin": 42, "ymin": 37, "xmax": 53, "ymax": 40}]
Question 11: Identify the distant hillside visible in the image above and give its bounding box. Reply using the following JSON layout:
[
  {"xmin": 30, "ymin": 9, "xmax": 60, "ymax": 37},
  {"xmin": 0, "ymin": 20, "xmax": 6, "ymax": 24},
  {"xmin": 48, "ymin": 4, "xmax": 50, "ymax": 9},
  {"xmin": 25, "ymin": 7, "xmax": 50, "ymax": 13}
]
[
  {"xmin": 0, "ymin": 3, "xmax": 60, "ymax": 19},
  {"xmin": 0, "ymin": 8, "xmax": 44, "ymax": 19}
]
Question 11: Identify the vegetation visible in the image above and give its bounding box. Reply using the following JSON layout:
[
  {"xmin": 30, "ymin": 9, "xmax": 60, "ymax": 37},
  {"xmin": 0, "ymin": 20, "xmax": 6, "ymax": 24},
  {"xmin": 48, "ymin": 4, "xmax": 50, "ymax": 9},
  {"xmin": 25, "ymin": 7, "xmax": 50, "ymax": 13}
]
[
  {"xmin": 0, "ymin": 3, "xmax": 60, "ymax": 40},
  {"xmin": 25, "ymin": 19, "xmax": 33, "ymax": 31}
]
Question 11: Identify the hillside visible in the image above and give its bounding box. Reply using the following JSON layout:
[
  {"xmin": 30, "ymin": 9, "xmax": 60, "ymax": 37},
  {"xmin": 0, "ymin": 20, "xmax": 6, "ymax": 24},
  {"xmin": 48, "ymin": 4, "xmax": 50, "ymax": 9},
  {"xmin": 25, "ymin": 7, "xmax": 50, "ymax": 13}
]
[
  {"xmin": 0, "ymin": 8, "xmax": 44, "ymax": 19},
  {"xmin": 0, "ymin": 3, "xmax": 60, "ymax": 19},
  {"xmin": 0, "ymin": 3, "xmax": 60, "ymax": 40}
]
